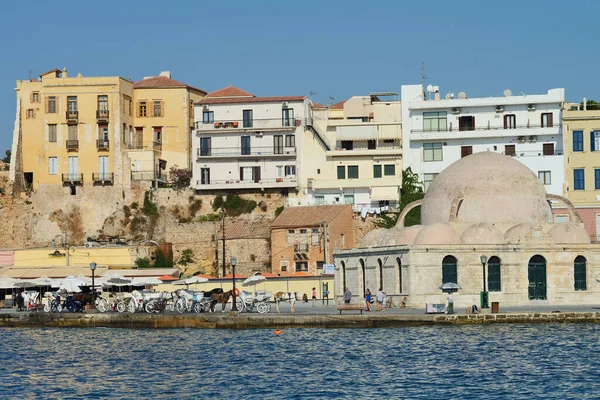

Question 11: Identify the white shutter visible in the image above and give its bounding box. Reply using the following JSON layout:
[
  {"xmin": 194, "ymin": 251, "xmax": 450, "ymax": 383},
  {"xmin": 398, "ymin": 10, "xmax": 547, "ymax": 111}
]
[
  {"xmin": 48, "ymin": 157, "xmax": 58, "ymax": 175},
  {"xmin": 68, "ymin": 156, "xmax": 78, "ymax": 180},
  {"xmin": 99, "ymin": 156, "xmax": 108, "ymax": 180}
]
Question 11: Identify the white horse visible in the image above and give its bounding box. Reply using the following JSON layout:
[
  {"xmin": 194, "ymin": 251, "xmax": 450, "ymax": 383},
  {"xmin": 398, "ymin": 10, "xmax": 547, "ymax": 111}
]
[{"xmin": 274, "ymin": 291, "xmax": 300, "ymax": 313}]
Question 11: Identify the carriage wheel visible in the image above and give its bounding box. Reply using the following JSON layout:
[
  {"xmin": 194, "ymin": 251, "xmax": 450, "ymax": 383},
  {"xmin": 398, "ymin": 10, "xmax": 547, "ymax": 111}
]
[
  {"xmin": 97, "ymin": 299, "xmax": 108, "ymax": 313},
  {"xmin": 116, "ymin": 301, "xmax": 126, "ymax": 313},
  {"xmin": 256, "ymin": 302, "xmax": 269, "ymax": 314},
  {"xmin": 43, "ymin": 303, "xmax": 50, "ymax": 313},
  {"xmin": 193, "ymin": 303, "xmax": 203, "ymax": 314},
  {"xmin": 236, "ymin": 298, "xmax": 244, "ymax": 312},
  {"xmin": 127, "ymin": 300, "xmax": 136, "ymax": 313},
  {"xmin": 145, "ymin": 300, "xmax": 156, "ymax": 314},
  {"xmin": 176, "ymin": 299, "xmax": 185, "ymax": 314}
]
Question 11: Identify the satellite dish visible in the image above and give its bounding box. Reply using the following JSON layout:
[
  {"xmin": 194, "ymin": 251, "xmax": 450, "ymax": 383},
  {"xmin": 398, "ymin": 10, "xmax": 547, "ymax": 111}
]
[
  {"xmin": 503, "ymin": 89, "xmax": 512, "ymax": 97},
  {"xmin": 458, "ymin": 92, "xmax": 467, "ymax": 99},
  {"xmin": 426, "ymin": 84, "xmax": 434, "ymax": 93}
]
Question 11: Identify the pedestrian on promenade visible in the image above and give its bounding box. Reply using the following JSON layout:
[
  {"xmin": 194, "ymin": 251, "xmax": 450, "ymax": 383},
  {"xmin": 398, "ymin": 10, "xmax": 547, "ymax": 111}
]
[
  {"xmin": 312, "ymin": 287, "xmax": 317, "ymax": 307},
  {"xmin": 365, "ymin": 288, "xmax": 372, "ymax": 312},
  {"xmin": 447, "ymin": 293, "xmax": 454, "ymax": 314},
  {"xmin": 376, "ymin": 288, "xmax": 385, "ymax": 311},
  {"xmin": 344, "ymin": 287, "xmax": 352, "ymax": 304}
]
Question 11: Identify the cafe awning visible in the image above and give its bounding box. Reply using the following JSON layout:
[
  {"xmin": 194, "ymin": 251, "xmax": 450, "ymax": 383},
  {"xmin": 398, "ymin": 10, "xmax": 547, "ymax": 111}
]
[{"xmin": 370, "ymin": 186, "xmax": 399, "ymax": 201}]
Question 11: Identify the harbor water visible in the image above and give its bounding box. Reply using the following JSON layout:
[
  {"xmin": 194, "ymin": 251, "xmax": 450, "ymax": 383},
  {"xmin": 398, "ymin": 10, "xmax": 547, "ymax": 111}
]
[{"xmin": 1, "ymin": 324, "xmax": 599, "ymax": 399}]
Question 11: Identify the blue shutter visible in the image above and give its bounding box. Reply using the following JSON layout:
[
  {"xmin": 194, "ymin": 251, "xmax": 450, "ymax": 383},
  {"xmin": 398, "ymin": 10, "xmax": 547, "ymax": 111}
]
[{"xmin": 591, "ymin": 131, "xmax": 596, "ymax": 152}]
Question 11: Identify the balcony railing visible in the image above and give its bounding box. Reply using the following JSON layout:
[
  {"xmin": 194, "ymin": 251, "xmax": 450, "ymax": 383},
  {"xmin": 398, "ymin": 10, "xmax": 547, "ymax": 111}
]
[
  {"xmin": 61, "ymin": 173, "xmax": 83, "ymax": 184},
  {"xmin": 196, "ymin": 176, "xmax": 297, "ymax": 188},
  {"xmin": 96, "ymin": 110, "xmax": 109, "ymax": 121},
  {"xmin": 92, "ymin": 172, "xmax": 114, "ymax": 183},
  {"xmin": 131, "ymin": 171, "xmax": 167, "ymax": 181},
  {"xmin": 125, "ymin": 142, "xmax": 161, "ymax": 151},
  {"xmin": 411, "ymin": 123, "xmax": 557, "ymax": 134},
  {"xmin": 66, "ymin": 140, "xmax": 79, "ymax": 152},
  {"xmin": 195, "ymin": 118, "xmax": 301, "ymax": 131},
  {"xmin": 96, "ymin": 139, "xmax": 110, "ymax": 151},
  {"xmin": 503, "ymin": 150, "xmax": 563, "ymax": 157},
  {"xmin": 153, "ymin": 141, "xmax": 162, "ymax": 151},
  {"xmin": 294, "ymin": 243, "xmax": 309, "ymax": 252},
  {"xmin": 66, "ymin": 110, "xmax": 78, "ymax": 122},
  {"xmin": 197, "ymin": 146, "xmax": 296, "ymax": 157}
]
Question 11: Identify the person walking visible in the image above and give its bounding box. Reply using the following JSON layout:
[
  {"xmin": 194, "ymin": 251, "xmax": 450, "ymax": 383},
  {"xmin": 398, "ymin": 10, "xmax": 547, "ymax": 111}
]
[
  {"xmin": 376, "ymin": 288, "xmax": 385, "ymax": 311},
  {"xmin": 344, "ymin": 287, "xmax": 352, "ymax": 304},
  {"xmin": 311, "ymin": 287, "xmax": 317, "ymax": 307},
  {"xmin": 365, "ymin": 288, "xmax": 372, "ymax": 312},
  {"xmin": 447, "ymin": 292, "xmax": 454, "ymax": 314}
]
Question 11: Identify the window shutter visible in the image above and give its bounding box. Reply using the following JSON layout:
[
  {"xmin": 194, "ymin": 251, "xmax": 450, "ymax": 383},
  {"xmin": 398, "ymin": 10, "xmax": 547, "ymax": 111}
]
[
  {"xmin": 44, "ymin": 96, "xmax": 48, "ymax": 113},
  {"xmin": 503, "ymin": 115, "xmax": 507, "ymax": 129},
  {"xmin": 160, "ymin": 101, "xmax": 164, "ymax": 117},
  {"xmin": 136, "ymin": 102, "xmax": 141, "ymax": 118},
  {"xmin": 240, "ymin": 167, "xmax": 243, "ymax": 180},
  {"xmin": 591, "ymin": 131, "xmax": 596, "ymax": 152},
  {"xmin": 548, "ymin": 113, "xmax": 553, "ymax": 127}
]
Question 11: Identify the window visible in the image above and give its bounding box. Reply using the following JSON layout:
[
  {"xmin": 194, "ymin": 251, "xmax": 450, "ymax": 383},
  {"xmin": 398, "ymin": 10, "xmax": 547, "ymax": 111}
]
[
  {"xmin": 153, "ymin": 127, "xmax": 162, "ymax": 142},
  {"xmin": 200, "ymin": 137, "xmax": 211, "ymax": 156},
  {"xmin": 280, "ymin": 260, "xmax": 289, "ymax": 272},
  {"xmin": 461, "ymin": 146, "xmax": 472, "ymax": 158},
  {"xmin": 505, "ymin": 145, "xmax": 515, "ymax": 156},
  {"xmin": 314, "ymin": 195, "xmax": 325, "ymax": 205},
  {"xmin": 48, "ymin": 157, "xmax": 58, "ymax": 175},
  {"xmin": 243, "ymin": 110, "xmax": 253, "ymax": 128},
  {"xmin": 341, "ymin": 140, "xmax": 353, "ymax": 150},
  {"xmin": 367, "ymin": 140, "xmax": 376, "ymax": 150},
  {"xmin": 554, "ymin": 214, "xmax": 569, "ymax": 223},
  {"xmin": 99, "ymin": 124, "xmax": 109, "ymax": 141},
  {"xmin": 337, "ymin": 166, "xmax": 345, "ymax": 179},
  {"xmin": 541, "ymin": 113, "xmax": 553, "ymax": 128},
  {"xmin": 591, "ymin": 131, "xmax": 600, "ymax": 152},
  {"xmin": 340, "ymin": 233, "xmax": 345, "ymax": 248},
  {"xmin": 128, "ymin": 98, "xmax": 132, "ymax": 116},
  {"xmin": 311, "ymin": 228, "xmax": 320, "ymax": 246},
  {"xmin": 241, "ymin": 136, "xmax": 251, "ymax": 155},
  {"xmin": 200, "ymin": 167, "xmax": 210, "ymax": 185},
  {"xmin": 47, "ymin": 96, "xmax": 57, "ymax": 113},
  {"xmin": 285, "ymin": 135, "xmax": 295, "ymax": 147},
  {"xmin": 282, "ymin": 108, "xmax": 294, "ymax": 127},
  {"xmin": 153, "ymin": 100, "xmax": 163, "ymax": 117},
  {"xmin": 26, "ymin": 109, "xmax": 34, "ymax": 119},
  {"xmin": 240, "ymin": 166, "xmax": 260, "ymax": 182},
  {"xmin": 574, "ymin": 168, "xmax": 585, "ymax": 190},
  {"xmin": 138, "ymin": 101, "xmax": 147, "ymax": 117},
  {"xmin": 504, "ymin": 114, "xmax": 516, "ymax": 129},
  {"xmin": 458, "ymin": 116, "xmax": 475, "ymax": 131},
  {"xmin": 203, "ymin": 110, "xmax": 214, "ymax": 124},
  {"xmin": 543, "ymin": 143, "xmax": 554, "ymax": 156},
  {"xmin": 595, "ymin": 169, "xmax": 600, "ymax": 190},
  {"xmin": 423, "ymin": 111, "xmax": 447, "ymax": 131},
  {"xmin": 273, "ymin": 135, "xmax": 283, "ymax": 154},
  {"xmin": 67, "ymin": 96, "xmax": 77, "ymax": 112},
  {"xmin": 67, "ymin": 124, "xmax": 77, "ymax": 140},
  {"xmin": 574, "ymin": 256, "xmax": 587, "ymax": 291},
  {"xmin": 384, "ymin": 164, "xmax": 395, "ymax": 176},
  {"xmin": 134, "ymin": 127, "xmax": 143, "ymax": 148},
  {"xmin": 538, "ymin": 171, "xmax": 551, "ymax": 185},
  {"xmin": 423, "ymin": 142, "xmax": 443, "ymax": 162},
  {"xmin": 98, "ymin": 95, "xmax": 108, "ymax": 112},
  {"xmin": 295, "ymin": 262, "xmax": 308, "ymax": 272},
  {"xmin": 31, "ymin": 92, "xmax": 40, "ymax": 103},
  {"xmin": 488, "ymin": 256, "xmax": 501, "ymax": 292},
  {"xmin": 343, "ymin": 194, "xmax": 354, "ymax": 204},
  {"xmin": 373, "ymin": 165, "xmax": 382, "ymax": 178},
  {"xmin": 285, "ymin": 165, "xmax": 296, "ymax": 176},
  {"xmin": 442, "ymin": 255, "xmax": 457, "ymax": 284},
  {"xmin": 317, "ymin": 261, "xmax": 324, "ymax": 272},
  {"xmin": 347, "ymin": 165, "xmax": 359, "ymax": 179},
  {"xmin": 573, "ymin": 130, "xmax": 583, "ymax": 152},
  {"xmin": 48, "ymin": 124, "xmax": 57, "ymax": 143},
  {"xmin": 423, "ymin": 173, "xmax": 438, "ymax": 191}
]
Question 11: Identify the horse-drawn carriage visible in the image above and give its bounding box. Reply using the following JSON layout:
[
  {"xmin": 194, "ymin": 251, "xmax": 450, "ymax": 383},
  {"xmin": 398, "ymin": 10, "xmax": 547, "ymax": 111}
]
[{"xmin": 236, "ymin": 290, "xmax": 272, "ymax": 314}]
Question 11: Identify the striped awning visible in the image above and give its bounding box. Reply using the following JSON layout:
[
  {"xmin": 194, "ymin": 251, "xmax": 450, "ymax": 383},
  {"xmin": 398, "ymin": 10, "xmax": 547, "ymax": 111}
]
[{"xmin": 371, "ymin": 186, "xmax": 399, "ymax": 201}]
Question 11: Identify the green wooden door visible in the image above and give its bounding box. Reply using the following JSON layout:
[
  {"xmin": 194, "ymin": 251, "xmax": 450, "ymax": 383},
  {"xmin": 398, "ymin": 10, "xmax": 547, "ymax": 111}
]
[
  {"xmin": 488, "ymin": 257, "xmax": 501, "ymax": 292},
  {"xmin": 528, "ymin": 256, "xmax": 547, "ymax": 300}
]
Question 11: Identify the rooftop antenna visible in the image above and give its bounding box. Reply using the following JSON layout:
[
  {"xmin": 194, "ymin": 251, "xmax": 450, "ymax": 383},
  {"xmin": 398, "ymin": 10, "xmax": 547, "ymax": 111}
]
[
  {"xmin": 308, "ymin": 91, "xmax": 318, "ymax": 99},
  {"xmin": 421, "ymin": 62, "xmax": 429, "ymax": 99},
  {"xmin": 128, "ymin": 70, "xmax": 133, "ymax": 82},
  {"xmin": 328, "ymin": 96, "xmax": 335, "ymax": 106}
]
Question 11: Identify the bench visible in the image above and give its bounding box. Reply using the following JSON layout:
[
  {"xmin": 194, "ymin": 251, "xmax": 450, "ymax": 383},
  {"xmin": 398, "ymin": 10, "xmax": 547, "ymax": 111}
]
[{"xmin": 336, "ymin": 304, "xmax": 364, "ymax": 314}]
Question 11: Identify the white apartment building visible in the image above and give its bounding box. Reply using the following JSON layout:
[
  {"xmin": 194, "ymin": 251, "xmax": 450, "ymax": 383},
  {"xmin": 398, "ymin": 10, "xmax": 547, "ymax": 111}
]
[
  {"xmin": 192, "ymin": 86, "xmax": 308, "ymax": 193},
  {"xmin": 297, "ymin": 94, "xmax": 403, "ymax": 209},
  {"xmin": 401, "ymin": 85, "xmax": 565, "ymax": 195}
]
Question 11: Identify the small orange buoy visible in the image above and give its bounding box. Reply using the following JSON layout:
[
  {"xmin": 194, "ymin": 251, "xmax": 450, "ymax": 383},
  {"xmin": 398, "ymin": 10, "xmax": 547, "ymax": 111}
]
[{"xmin": 274, "ymin": 329, "xmax": 283, "ymax": 335}]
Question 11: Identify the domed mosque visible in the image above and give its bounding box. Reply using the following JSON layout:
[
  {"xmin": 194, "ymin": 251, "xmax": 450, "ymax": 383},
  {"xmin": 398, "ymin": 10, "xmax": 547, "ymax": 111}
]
[{"xmin": 334, "ymin": 152, "xmax": 599, "ymax": 309}]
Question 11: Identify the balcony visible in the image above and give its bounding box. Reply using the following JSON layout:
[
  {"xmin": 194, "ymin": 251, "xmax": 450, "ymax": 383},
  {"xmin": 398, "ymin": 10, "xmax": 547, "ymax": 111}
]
[
  {"xmin": 294, "ymin": 243, "xmax": 309, "ymax": 252},
  {"xmin": 411, "ymin": 123, "xmax": 560, "ymax": 141},
  {"xmin": 196, "ymin": 146, "xmax": 296, "ymax": 159},
  {"xmin": 153, "ymin": 141, "xmax": 162, "ymax": 151},
  {"xmin": 61, "ymin": 173, "xmax": 83, "ymax": 184},
  {"xmin": 195, "ymin": 118, "xmax": 300, "ymax": 133},
  {"xmin": 66, "ymin": 140, "xmax": 79, "ymax": 152},
  {"xmin": 96, "ymin": 139, "xmax": 110, "ymax": 151},
  {"xmin": 307, "ymin": 177, "xmax": 397, "ymax": 190},
  {"xmin": 125, "ymin": 142, "xmax": 160, "ymax": 152},
  {"xmin": 195, "ymin": 177, "xmax": 297, "ymax": 190},
  {"xmin": 66, "ymin": 110, "xmax": 78, "ymax": 123},
  {"xmin": 326, "ymin": 147, "xmax": 402, "ymax": 157},
  {"xmin": 131, "ymin": 170, "xmax": 167, "ymax": 181},
  {"xmin": 96, "ymin": 110, "xmax": 109, "ymax": 122},
  {"xmin": 92, "ymin": 172, "xmax": 114, "ymax": 184},
  {"xmin": 503, "ymin": 149, "xmax": 563, "ymax": 157}
]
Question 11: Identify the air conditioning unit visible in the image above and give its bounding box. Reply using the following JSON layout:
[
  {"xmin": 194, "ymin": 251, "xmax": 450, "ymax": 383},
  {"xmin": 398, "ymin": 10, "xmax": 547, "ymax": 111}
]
[
  {"xmin": 496, "ymin": 105, "xmax": 504, "ymax": 113},
  {"xmin": 202, "ymin": 105, "xmax": 209, "ymax": 110},
  {"xmin": 517, "ymin": 136, "xmax": 526, "ymax": 143},
  {"xmin": 282, "ymin": 102, "xmax": 289, "ymax": 107},
  {"xmin": 529, "ymin": 136, "xmax": 537, "ymax": 142},
  {"xmin": 452, "ymin": 108, "xmax": 461, "ymax": 114},
  {"xmin": 255, "ymin": 132, "xmax": 263, "ymax": 137},
  {"xmin": 528, "ymin": 104, "xmax": 536, "ymax": 111}
]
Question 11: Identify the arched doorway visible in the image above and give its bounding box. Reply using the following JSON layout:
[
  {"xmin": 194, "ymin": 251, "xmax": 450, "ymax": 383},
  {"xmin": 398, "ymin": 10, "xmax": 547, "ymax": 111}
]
[
  {"xmin": 488, "ymin": 256, "xmax": 501, "ymax": 292},
  {"xmin": 396, "ymin": 257, "xmax": 402, "ymax": 293},
  {"xmin": 359, "ymin": 259, "xmax": 366, "ymax": 297},
  {"xmin": 377, "ymin": 258, "xmax": 383, "ymax": 291},
  {"xmin": 442, "ymin": 256, "xmax": 457, "ymax": 284},
  {"xmin": 341, "ymin": 261, "xmax": 347, "ymax": 292},
  {"xmin": 574, "ymin": 256, "xmax": 587, "ymax": 291},
  {"xmin": 528, "ymin": 255, "xmax": 547, "ymax": 300}
]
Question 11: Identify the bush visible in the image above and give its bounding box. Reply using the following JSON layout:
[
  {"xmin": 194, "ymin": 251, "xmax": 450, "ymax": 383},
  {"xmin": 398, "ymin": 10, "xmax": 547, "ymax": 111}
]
[
  {"xmin": 258, "ymin": 200, "xmax": 267, "ymax": 212},
  {"xmin": 142, "ymin": 191, "xmax": 158, "ymax": 217},
  {"xmin": 198, "ymin": 213, "xmax": 221, "ymax": 222},
  {"xmin": 153, "ymin": 248, "xmax": 173, "ymax": 268},
  {"xmin": 123, "ymin": 205, "xmax": 131, "ymax": 218},
  {"xmin": 189, "ymin": 199, "xmax": 202, "ymax": 217},
  {"xmin": 275, "ymin": 206, "xmax": 284, "ymax": 217},
  {"xmin": 177, "ymin": 249, "xmax": 195, "ymax": 267},
  {"xmin": 213, "ymin": 195, "xmax": 224, "ymax": 211},
  {"xmin": 168, "ymin": 165, "xmax": 192, "ymax": 192},
  {"xmin": 135, "ymin": 257, "xmax": 151, "ymax": 268},
  {"xmin": 130, "ymin": 216, "xmax": 147, "ymax": 234},
  {"xmin": 131, "ymin": 202, "xmax": 139, "ymax": 210}
]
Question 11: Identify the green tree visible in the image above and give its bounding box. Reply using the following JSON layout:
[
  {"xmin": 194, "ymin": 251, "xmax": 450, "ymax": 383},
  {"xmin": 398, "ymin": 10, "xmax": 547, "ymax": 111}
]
[
  {"xmin": 373, "ymin": 167, "xmax": 425, "ymax": 228},
  {"xmin": 177, "ymin": 249, "xmax": 195, "ymax": 267},
  {"xmin": 580, "ymin": 99, "xmax": 600, "ymax": 110},
  {"xmin": 134, "ymin": 257, "xmax": 151, "ymax": 268},
  {"xmin": 2, "ymin": 150, "xmax": 10, "ymax": 164},
  {"xmin": 153, "ymin": 248, "xmax": 173, "ymax": 268}
]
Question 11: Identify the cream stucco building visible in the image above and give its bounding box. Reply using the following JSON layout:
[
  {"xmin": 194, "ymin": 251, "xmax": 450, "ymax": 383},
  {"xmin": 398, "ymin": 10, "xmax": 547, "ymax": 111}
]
[{"xmin": 335, "ymin": 152, "xmax": 599, "ymax": 309}]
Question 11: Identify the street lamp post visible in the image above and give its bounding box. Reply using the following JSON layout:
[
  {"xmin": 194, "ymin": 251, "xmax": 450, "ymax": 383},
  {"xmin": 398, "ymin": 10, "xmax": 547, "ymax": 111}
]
[
  {"xmin": 479, "ymin": 255, "xmax": 489, "ymax": 308},
  {"xmin": 90, "ymin": 261, "xmax": 97, "ymax": 310},
  {"xmin": 230, "ymin": 257, "xmax": 238, "ymax": 312}
]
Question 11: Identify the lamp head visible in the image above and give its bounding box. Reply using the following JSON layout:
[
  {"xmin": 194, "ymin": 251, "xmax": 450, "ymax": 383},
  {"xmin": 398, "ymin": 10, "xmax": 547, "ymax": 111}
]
[
  {"xmin": 230, "ymin": 257, "xmax": 237, "ymax": 267},
  {"xmin": 90, "ymin": 261, "xmax": 97, "ymax": 271},
  {"xmin": 480, "ymin": 255, "xmax": 488, "ymax": 265}
]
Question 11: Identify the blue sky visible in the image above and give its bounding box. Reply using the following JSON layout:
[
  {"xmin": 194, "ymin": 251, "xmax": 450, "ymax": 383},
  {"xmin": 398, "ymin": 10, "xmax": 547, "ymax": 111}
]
[{"xmin": 0, "ymin": 0, "xmax": 598, "ymax": 151}]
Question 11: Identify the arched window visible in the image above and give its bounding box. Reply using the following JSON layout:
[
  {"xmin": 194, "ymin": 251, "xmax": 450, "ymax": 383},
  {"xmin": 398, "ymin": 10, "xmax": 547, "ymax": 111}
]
[
  {"xmin": 488, "ymin": 256, "xmax": 501, "ymax": 292},
  {"xmin": 442, "ymin": 255, "xmax": 457, "ymax": 284},
  {"xmin": 377, "ymin": 258, "xmax": 383, "ymax": 291},
  {"xmin": 574, "ymin": 256, "xmax": 587, "ymax": 291},
  {"xmin": 359, "ymin": 259, "xmax": 366, "ymax": 296},
  {"xmin": 528, "ymin": 255, "xmax": 547, "ymax": 300},
  {"xmin": 341, "ymin": 261, "xmax": 347, "ymax": 292},
  {"xmin": 397, "ymin": 257, "xmax": 402, "ymax": 293}
]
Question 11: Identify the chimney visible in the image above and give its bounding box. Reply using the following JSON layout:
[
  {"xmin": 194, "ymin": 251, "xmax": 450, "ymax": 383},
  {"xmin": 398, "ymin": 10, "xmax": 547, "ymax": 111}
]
[
  {"xmin": 62, "ymin": 66, "xmax": 68, "ymax": 78},
  {"xmin": 434, "ymin": 92, "xmax": 440, "ymax": 101},
  {"xmin": 583, "ymin": 97, "xmax": 587, "ymax": 111},
  {"xmin": 159, "ymin": 71, "xmax": 171, "ymax": 78}
]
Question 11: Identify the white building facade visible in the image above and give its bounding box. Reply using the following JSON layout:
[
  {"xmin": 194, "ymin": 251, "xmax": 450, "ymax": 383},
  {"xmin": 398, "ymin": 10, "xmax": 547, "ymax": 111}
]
[
  {"xmin": 401, "ymin": 85, "xmax": 565, "ymax": 196},
  {"xmin": 192, "ymin": 87, "xmax": 308, "ymax": 193}
]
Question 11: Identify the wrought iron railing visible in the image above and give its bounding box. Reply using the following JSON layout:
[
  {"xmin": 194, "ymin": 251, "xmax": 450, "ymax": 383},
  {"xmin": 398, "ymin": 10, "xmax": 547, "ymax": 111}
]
[
  {"xmin": 66, "ymin": 140, "xmax": 79, "ymax": 152},
  {"xmin": 92, "ymin": 172, "xmax": 114, "ymax": 182},
  {"xmin": 96, "ymin": 139, "xmax": 110, "ymax": 151},
  {"xmin": 61, "ymin": 173, "xmax": 83, "ymax": 183},
  {"xmin": 197, "ymin": 146, "xmax": 296, "ymax": 157}
]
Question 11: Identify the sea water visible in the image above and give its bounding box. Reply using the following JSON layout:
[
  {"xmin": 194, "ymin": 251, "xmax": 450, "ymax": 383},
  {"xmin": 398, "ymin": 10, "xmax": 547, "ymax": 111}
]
[{"xmin": 1, "ymin": 324, "xmax": 599, "ymax": 399}]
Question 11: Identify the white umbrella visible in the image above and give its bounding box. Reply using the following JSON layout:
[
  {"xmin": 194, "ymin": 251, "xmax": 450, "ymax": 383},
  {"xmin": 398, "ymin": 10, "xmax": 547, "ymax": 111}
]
[
  {"xmin": 438, "ymin": 283, "xmax": 461, "ymax": 293},
  {"xmin": 131, "ymin": 277, "xmax": 162, "ymax": 286},
  {"xmin": 172, "ymin": 276, "xmax": 209, "ymax": 285},
  {"xmin": 0, "ymin": 276, "xmax": 18, "ymax": 289},
  {"xmin": 242, "ymin": 274, "xmax": 267, "ymax": 293},
  {"xmin": 13, "ymin": 280, "xmax": 38, "ymax": 288},
  {"xmin": 53, "ymin": 276, "xmax": 87, "ymax": 288},
  {"xmin": 33, "ymin": 276, "xmax": 59, "ymax": 287},
  {"xmin": 100, "ymin": 274, "xmax": 133, "ymax": 286},
  {"xmin": 59, "ymin": 280, "xmax": 82, "ymax": 293}
]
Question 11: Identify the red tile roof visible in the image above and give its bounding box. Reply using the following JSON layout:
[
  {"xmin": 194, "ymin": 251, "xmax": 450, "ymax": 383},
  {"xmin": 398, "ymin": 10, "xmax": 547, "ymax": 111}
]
[
  {"xmin": 330, "ymin": 100, "xmax": 345, "ymax": 110},
  {"xmin": 198, "ymin": 95, "xmax": 305, "ymax": 105},
  {"xmin": 312, "ymin": 102, "xmax": 326, "ymax": 109},
  {"xmin": 206, "ymin": 85, "xmax": 254, "ymax": 98},
  {"xmin": 271, "ymin": 205, "xmax": 351, "ymax": 229},
  {"xmin": 134, "ymin": 76, "xmax": 206, "ymax": 94}
]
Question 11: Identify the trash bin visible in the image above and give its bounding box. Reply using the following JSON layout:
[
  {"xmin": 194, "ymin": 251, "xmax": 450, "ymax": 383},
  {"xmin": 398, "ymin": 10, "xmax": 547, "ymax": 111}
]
[{"xmin": 491, "ymin": 302, "xmax": 499, "ymax": 313}]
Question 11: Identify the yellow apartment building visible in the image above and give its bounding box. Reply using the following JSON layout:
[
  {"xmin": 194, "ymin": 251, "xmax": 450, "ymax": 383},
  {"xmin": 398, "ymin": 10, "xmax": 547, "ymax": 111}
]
[{"xmin": 560, "ymin": 101, "xmax": 600, "ymax": 241}]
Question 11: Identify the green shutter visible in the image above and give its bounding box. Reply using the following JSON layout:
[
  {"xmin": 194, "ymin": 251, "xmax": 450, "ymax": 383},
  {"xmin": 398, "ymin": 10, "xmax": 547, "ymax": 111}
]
[
  {"xmin": 384, "ymin": 164, "xmax": 396, "ymax": 176},
  {"xmin": 337, "ymin": 166, "xmax": 345, "ymax": 179},
  {"xmin": 574, "ymin": 259, "xmax": 587, "ymax": 291},
  {"xmin": 373, "ymin": 165, "xmax": 382, "ymax": 178},
  {"xmin": 488, "ymin": 261, "xmax": 501, "ymax": 292},
  {"xmin": 442, "ymin": 258, "xmax": 457, "ymax": 284}
]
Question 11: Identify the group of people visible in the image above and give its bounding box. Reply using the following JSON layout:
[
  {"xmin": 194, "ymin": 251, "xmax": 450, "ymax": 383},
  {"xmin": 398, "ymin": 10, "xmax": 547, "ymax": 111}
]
[{"xmin": 343, "ymin": 287, "xmax": 386, "ymax": 312}]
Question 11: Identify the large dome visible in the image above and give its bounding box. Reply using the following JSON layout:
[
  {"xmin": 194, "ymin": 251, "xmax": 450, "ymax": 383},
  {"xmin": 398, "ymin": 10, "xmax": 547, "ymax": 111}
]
[{"xmin": 421, "ymin": 152, "xmax": 552, "ymax": 225}]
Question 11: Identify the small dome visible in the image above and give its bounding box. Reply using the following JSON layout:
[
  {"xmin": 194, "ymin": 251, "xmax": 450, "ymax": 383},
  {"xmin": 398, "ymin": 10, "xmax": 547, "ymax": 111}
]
[
  {"xmin": 548, "ymin": 223, "xmax": 591, "ymax": 244},
  {"xmin": 504, "ymin": 223, "xmax": 533, "ymax": 244},
  {"xmin": 414, "ymin": 223, "xmax": 460, "ymax": 245},
  {"xmin": 380, "ymin": 225, "xmax": 423, "ymax": 246},
  {"xmin": 460, "ymin": 223, "xmax": 505, "ymax": 244},
  {"xmin": 360, "ymin": 229, "xmax": 387, "ymax": 247}
]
